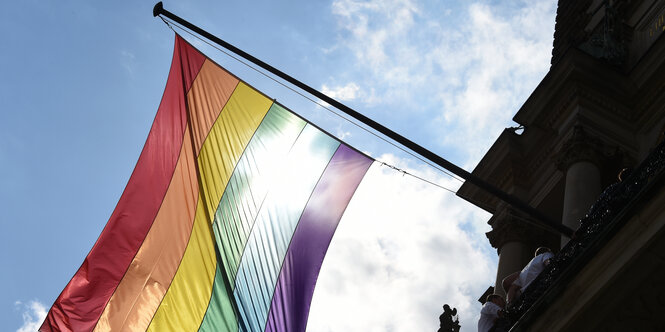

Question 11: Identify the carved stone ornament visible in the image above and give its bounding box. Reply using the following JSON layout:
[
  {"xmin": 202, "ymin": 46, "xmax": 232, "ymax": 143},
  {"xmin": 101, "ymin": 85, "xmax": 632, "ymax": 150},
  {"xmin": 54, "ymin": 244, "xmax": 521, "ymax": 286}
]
[
  {"xmin": 556, "ymin": 125, "xmax": 605, "ymax": 171},
  {"xmin": 578, "ymin": 0, "xmax": 627, "ymax": 65}
]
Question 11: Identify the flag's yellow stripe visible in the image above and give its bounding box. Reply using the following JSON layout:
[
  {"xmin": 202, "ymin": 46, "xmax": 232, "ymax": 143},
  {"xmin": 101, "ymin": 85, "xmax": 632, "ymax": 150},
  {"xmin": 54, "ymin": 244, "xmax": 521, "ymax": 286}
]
[
  {"xmin": 92, "ymin": 60, "xmax": 240, "ymax": 332},
  {"xmin": 147, "ymin": 83, "xmax": 272, "ymax": 331}
]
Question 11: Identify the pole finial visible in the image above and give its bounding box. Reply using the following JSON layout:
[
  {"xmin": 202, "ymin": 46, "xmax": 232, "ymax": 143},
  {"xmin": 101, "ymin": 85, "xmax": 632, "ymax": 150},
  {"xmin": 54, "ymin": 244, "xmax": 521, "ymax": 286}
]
[{"xmin": 153, "ymin": 2, "xmax": 164, "ymax": 17}]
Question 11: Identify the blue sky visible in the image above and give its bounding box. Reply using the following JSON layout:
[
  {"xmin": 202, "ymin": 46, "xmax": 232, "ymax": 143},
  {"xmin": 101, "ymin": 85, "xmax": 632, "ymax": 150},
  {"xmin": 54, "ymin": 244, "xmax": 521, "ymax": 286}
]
[{"xmin": 1, "ymin": 1, "xmax": 557, "ymax": 330}]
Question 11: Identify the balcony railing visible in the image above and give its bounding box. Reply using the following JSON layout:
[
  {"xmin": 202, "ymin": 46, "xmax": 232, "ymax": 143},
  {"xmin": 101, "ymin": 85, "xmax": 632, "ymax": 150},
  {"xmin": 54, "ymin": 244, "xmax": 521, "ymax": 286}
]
[{"xmin": 494, "ymin": 139, "xmax": 665, "ymax": 331}]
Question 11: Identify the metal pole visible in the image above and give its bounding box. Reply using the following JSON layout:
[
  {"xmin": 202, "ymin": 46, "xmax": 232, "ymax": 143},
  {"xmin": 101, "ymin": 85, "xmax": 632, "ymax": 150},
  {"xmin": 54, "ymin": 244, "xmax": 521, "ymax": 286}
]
[{"xmin": 152, "ymin": 2, "xmax": 573, "ymax": 237}]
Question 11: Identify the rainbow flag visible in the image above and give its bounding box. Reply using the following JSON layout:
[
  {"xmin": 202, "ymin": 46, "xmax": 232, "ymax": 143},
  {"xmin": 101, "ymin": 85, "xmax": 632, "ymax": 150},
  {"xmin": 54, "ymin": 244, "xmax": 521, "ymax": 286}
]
[{"xmin": 41, "ymin": 35, "xmax": 373, "ymax": 332}]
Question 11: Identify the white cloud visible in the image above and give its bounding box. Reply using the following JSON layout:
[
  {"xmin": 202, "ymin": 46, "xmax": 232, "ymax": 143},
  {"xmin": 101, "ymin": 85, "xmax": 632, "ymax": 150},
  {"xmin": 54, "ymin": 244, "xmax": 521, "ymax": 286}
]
[
  {"xmin": 120, "ymin": 49, "xmax": 137, "ymax": 76},
  {"xmin": 15, "ymin": 300, "xmax": 47, "ymax": 332},
  {"xmin": 433, "ymin": 1, "xmax": 557, "ymax": 163},
  {"xmin": 330, "ymin": 0, "xmax": 425, "ymax": 104},
  {"xmin": 313, "ymin": 2, "xmax": 556, "ymax": 329},
  {"xmin": 336, "ymin": 126, "xmax": 353, "ymax": 140},
  {"xmin": 308, "ymin": 155, "xmax": 494, "ymax": 331},
  {"xmin": 328, "ymin": 0, "xmax": 557, "ymax": 165},
  {"xmin": 322, "ymin": 82, "xmax": 361, "ymax": 101}
]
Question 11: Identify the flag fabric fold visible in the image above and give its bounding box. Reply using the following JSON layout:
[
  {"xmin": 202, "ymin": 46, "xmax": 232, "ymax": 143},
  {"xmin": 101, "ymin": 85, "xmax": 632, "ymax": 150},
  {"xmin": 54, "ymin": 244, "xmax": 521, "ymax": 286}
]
[{"xmin": 41, "ymin": 34, "xmax": 373, "ymax": 332}]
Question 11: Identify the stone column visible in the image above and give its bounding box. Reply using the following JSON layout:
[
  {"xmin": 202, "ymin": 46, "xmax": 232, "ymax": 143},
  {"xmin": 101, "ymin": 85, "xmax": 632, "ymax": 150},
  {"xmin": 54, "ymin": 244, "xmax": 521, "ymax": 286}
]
[
  {"xmin": 558, "ymin": 126, "xmax": 603, "ymax": 246},
  {"xmin": 494, "ymin": 241, "xmax": 531, "ymax": 297},
  {"xmin": 486, "ymin": 208, "xmax": 545, "ymax": 297}
]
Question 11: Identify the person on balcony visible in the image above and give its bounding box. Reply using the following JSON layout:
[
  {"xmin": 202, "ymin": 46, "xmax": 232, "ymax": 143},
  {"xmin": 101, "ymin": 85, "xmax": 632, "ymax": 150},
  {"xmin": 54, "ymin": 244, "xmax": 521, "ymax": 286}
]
[
  {"xmin": 478, "ymin": 294, "xmax": 505, "ymax": 332},
  {"xmin": 502, "ymin": 247, "xmax": 554, "ymax": 304}
]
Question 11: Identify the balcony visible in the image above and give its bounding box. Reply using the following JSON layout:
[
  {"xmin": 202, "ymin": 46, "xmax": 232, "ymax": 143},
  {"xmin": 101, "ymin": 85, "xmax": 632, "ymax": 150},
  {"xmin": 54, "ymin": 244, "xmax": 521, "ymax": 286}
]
[{"xmin": 494, "ymin": 139, "xmax": 665, "ymax": 331}]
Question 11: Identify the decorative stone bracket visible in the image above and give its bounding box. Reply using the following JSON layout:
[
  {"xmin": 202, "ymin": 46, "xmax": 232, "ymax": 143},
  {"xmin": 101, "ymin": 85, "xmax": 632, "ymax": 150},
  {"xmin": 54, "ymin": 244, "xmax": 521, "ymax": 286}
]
[{"xmin": 486, "ymin": 207, "xmax": 549, "ymax": 252}]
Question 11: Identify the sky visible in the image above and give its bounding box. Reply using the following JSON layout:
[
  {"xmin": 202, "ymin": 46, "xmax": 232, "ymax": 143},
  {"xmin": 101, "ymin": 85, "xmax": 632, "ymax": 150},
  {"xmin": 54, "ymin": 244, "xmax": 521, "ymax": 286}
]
[{"xmin": 0, "ymin": 0, "xmax": 557, "ymax": 331}]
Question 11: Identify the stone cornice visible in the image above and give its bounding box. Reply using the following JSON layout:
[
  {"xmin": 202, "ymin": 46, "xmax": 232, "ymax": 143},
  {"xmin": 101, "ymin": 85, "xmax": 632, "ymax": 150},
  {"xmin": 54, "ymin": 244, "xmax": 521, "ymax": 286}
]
[
  {"xmin": 515, "ymin": 49, "xmax": 631, "ymax": 130},
  {"xmin": 457, "ymin": 130, "xmax": 520, "ymax": 213},
  {"xmin": 551, "ymin": 0, "xmax": 593, "ymax": 66}
]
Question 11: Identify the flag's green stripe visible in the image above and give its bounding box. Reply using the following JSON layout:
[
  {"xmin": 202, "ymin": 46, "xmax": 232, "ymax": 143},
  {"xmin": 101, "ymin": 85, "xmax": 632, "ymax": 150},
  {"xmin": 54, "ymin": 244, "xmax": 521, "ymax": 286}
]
[{"xmin": 198, "ymin": 264, "xmax": 237, "ymax": 332}]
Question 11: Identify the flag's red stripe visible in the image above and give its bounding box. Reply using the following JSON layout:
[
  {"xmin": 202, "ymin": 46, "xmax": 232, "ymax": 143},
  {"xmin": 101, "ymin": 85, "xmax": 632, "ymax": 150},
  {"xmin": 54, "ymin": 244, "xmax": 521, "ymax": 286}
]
[
  {"xmin": 39, "ymin": 36, "xmax": 206, "ymax": 332},
  {"xmin": 94, "ymin": 57, "xmax": 240, "ymax": 331}
]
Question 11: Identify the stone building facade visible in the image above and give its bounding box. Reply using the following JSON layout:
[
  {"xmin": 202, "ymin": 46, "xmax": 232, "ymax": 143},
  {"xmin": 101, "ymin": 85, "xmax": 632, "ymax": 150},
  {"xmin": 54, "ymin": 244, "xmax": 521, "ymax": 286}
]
[{"xmin": 457, "ymin": 0, "xmax": 665, "ymax": 329}]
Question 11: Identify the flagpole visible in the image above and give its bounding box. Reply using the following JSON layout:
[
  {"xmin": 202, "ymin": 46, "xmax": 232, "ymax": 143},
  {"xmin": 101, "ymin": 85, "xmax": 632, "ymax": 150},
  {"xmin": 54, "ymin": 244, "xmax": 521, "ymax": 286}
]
[{"xmin": 152, "ymin": 2, "xmax": 573, "ymax": 238}]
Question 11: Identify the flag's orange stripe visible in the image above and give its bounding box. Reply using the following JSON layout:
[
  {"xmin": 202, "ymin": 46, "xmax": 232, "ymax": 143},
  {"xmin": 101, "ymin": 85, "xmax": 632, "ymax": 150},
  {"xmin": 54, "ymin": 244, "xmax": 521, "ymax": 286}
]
[{"xmin": 93, "ymin": 60, "xmax": 239, "ymax": 332}]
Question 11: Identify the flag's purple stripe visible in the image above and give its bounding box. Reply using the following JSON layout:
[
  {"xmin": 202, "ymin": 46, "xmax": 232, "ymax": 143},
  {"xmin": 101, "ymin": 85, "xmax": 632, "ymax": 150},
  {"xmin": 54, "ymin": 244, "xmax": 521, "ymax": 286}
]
[{"xmin": 264, "ymin": 145, "xmax": 372, "ymax": 332}]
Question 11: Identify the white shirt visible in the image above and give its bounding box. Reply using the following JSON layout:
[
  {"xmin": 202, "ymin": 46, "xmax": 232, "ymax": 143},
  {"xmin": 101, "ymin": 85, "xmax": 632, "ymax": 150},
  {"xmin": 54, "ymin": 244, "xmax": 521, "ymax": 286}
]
[
  {"xmin": 478, "ymin": 301, "xmax": 502, "ymax": 332},
  {"xmin": 516, "ymin": 252, "xmax": 554, "ymax": 292}
]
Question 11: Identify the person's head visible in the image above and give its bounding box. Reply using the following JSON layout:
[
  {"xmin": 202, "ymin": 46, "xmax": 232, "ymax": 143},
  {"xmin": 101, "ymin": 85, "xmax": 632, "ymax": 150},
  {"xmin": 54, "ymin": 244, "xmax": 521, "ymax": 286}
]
[
  {"xmin": 487, "ymin": 294, "xmax": 505, "ymax": 308},
  {"xmin": 535, "ymin": 247, "xmax": 551, "ymax": 257}
]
